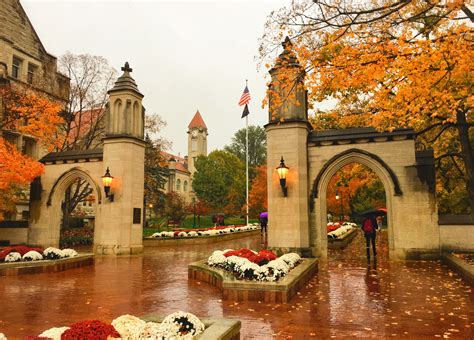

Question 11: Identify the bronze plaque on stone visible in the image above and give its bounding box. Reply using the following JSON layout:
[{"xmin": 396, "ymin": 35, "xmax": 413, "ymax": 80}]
[{"xmin": 133, "ymin": 208, "xmax": 141, "ymax": 224}]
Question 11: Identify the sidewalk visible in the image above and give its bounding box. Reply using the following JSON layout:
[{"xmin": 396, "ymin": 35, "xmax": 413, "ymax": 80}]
[{"xmin": 0, "ymin": 232, "xmax": 471, "ymax": 338}]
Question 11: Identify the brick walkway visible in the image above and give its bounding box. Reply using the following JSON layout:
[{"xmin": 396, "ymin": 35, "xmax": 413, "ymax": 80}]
[{"xmin": 0, "ymin": 231, "xmax": 472, "ymax": 338}]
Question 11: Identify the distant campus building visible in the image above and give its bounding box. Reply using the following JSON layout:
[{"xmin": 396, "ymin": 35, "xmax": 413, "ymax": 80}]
[
  {"xmin": 162, "ymin": 110, "xmax": 208, "ymax": 203},
  {"xmin": 0, "ymin": 0, "xmax": 70, "ymax": 220}
]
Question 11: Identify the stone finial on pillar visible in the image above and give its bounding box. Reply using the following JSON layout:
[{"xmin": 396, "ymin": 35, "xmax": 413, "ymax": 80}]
[
  {"xmin": 268, "ymin": 36, "xmax": 308, "ymax": 123},
  {"xmin": 105, "ymin": 62, "xmax": 145, "ymax": 140}
]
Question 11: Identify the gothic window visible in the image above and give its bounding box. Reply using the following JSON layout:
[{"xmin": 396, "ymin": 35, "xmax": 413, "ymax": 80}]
[
  {"xmin": 176, "ymin": 179, "xmax": 181, "ymax": 191},
  {"xmin": 12, "ymin": 56, "xmax": 22, "ymax": 79},
  {"xmin": 27, "ymin": 63, "xmax": 37, "ymax": 84},
  {"xmin": 184, "ymin": 181, "xmax": 188, "ymax": 192},
  {"xmin": 191, "ymin": 140, "xmax": 197, "ymax": 151}
]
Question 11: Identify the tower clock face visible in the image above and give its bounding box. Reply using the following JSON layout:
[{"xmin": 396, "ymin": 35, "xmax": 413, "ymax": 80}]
[{"xmin": 191, "ymin": 129, "xmax": 198, "ymax": 137}]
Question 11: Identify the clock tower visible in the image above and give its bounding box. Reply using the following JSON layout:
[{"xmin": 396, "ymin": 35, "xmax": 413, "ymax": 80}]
[{"xmin": 187, "ymin": 110, "xmax": 208, "ymax": 176}]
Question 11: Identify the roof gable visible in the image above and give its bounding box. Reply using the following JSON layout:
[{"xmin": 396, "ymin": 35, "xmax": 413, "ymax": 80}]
[
  {"xmin": 0, "ymin": 0, "xmax": 48, "ymax": 60},
  {"xmin": 188, "ymin": 110, "xmax": 207, "ymax": 129}
]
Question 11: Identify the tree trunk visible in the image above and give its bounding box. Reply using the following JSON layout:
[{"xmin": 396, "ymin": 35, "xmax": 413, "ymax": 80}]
[{"xmin": 456, "ymin": 109, "xmax": 474, "ymax": 215}]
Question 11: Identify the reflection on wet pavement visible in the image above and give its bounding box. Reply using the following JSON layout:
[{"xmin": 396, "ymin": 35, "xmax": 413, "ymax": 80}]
[{"xmin": 0, "ymin": 231, "xmax": 472, "ymax": 338}]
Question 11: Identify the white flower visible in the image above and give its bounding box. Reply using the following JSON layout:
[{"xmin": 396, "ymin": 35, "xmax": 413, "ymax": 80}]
[
  {"xmin": 138, "ymin": 321, "xmax": 163, "ymax": 337},
  {"xmin": 22, "ymin": 251, "xmax": 43, "ymax": 261},
  {"xmin": 208, "ymin": 249, "xmax": 301, "ymax": 282},
  {"xmin": 112, "ymin": 314, "xmax": 146, "ymax": 338},
  {"xmin": 207, "ymin": 250, "xmax": 227, "ymax": 266},
  {"xmin": 39, "ymin": 326, "xmax": 69, "ymax": 340},
  {"xmin": 43, "ymin": 247, "xmax": 64, "ymax": 260},
  {"xmin": 159, "ymin": 311, "xmax": 205, "ymax": 337},
  {"xmin": 61, "ymin": 248, "xmax": 78, "ymax": 258},
  {"xmin": 5, "ymin": 252, "xmax": 21, "ymax": 262},
  {"xmin": 280, "ymin": 253, "xmax": 301, "ymax": 267}
]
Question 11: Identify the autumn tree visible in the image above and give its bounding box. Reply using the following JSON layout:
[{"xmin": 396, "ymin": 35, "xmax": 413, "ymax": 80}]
[
  {"xmin": 224, "ymin": 125, "xmax": 267, "ymax": 181},
  {"xmin": 248, "ymin": 165, "xmax": 268, "ymax": 217},
  {"xmin": 192, "ymin": 150, "xmax": 245, "ymax": 213},
  {"xmin": 260, "ymin": 0, "xmax": 473, "ymax": 214},
  {"xmin": 327, "ymin": 163, "xmax": 386, "ymax": 220},
  {"xmin": 58, "ymin": 52, "xmax": 117, "ymax": 151},
  {"xmin": 163, "ymin": 192, "xmax": 187, "ymax": 225},
  {"xmin": 0, "ymin": 85, "xmax": 62, "ymax": 216}
]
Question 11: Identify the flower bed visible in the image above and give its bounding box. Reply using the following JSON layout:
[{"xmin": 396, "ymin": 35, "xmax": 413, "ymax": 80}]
[
  {"xmin": 207, "ymin": 248, "xmax": 301, "ymax": 282},
  {"xmin": 327, "ymin": 223, "xmax": 356, "ymax": 240},
  {"xmin": 25, "ymin": 311, "xmax": 205, "ymax": 339},
  {"xmin": 149, "ymin": 224, "xmax": 259, "ymax": 239},
  {"xmin": 1, "ymin": 246, "xmax": 78, "ymax": 263}
]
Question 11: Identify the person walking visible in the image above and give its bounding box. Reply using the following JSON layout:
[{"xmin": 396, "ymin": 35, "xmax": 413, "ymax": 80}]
[
  {"xmin": 260, "ymin": 213, "xmax": 268, "ymax": 235},
  {"xmin": 362, "ymin": 215, "xmax": 378, "ymax": 261}
]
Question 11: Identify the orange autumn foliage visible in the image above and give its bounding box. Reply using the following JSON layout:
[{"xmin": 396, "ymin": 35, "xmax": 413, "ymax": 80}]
[
  {"xmin": 0, "ymin": 85, "xmax": 63, "ymax": 216},
  {"xmin": 249, "ymin": 165, "xmax": 268, "ymax": 217},
  {"xmin": 327, "ymin": 163, "xmax": 385, "ymax": 218},
  {"xmin": 261, "ymin": 0, "xmax": 473, "ymax": 213}
]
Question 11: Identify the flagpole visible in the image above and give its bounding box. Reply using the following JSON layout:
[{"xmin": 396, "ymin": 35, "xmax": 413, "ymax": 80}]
[
  {"xmin": 246, "ymin": 113, "xmax": 249, "ymax": 226},
  {"xmin": 245, "ymin": 80, "xmax": 249, "ymax": 226}
]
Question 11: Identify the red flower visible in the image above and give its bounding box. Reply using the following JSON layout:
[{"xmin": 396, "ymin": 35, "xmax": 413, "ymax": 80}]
[
  {"xmin": 61, "ymin": 320, "xmax": 120, "ymax": 339},
  {"xmin": 0, "ymin": 245, "xmax": 44, "ymax": 261},
  {"xmin": 224, "ymin": 248, "xmax": 277, "ymax": 265}
]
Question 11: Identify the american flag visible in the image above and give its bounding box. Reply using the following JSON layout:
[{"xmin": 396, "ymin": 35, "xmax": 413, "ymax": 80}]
[{"xmin": 238, "ymin": 85, "xmax": 251, "ymax": 106}]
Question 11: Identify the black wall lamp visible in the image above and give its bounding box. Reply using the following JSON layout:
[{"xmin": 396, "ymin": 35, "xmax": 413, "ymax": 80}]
[
  {"xmin": 276, "ymin": 156, "xmax": 289, "ymax": 197},
  {"xmin": 102, "ymin": 167, "xmax": 114, "ymax": 202}
]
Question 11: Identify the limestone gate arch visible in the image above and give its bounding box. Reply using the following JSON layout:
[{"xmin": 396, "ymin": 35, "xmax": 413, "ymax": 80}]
[
  {"xmin": 29, "ymin": 62, "xmax": 145, "ymax": 255},
  {"xmin": 265, "ymin": 40, "xmax": 441, "ymax": 260}
]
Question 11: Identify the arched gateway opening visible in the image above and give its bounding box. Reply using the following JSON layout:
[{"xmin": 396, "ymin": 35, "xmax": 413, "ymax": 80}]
[
  {"xmin": 311, "ymin": 149, "xmax": 400, "ymax": 259},
  {"xmin": 47, "ymin": 167, "xmax": 102, "ymax": 250}
]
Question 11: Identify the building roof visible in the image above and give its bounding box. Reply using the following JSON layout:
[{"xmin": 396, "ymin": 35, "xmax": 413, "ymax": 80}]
[
  {"xmin": 175, "ymin": 162, "xmax": 190, "ymax": 174},
  {"xmin": 66, "ymin": 108, "xmax": 105, "ymax": 146},
  {"xmin": 188, "ymin": 110, "xmax": 207, "ymax": 129},
  {"xmin": 161, "ymin": 150, "xmax": 186, "ymax": 164},
  {"xmin": 40, "ymin": 149, "xmax": 103, "ymax": 163},
  {"xmin": 160, "ymin": 151, "xmax": 190, "ymax": 174}
]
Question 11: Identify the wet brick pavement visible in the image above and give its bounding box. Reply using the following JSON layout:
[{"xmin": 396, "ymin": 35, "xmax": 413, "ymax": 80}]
[{"xmin": 0, "ymin": 230, "xmax": 472, "ymax": 339}]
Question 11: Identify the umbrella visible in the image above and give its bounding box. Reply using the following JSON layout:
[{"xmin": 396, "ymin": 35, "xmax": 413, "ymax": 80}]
[
  {"xmin": 259, "ymin": 212, "xmax": 268, "ymax": 218},
  {"xmin": 360, "ymin": 208, "xmax": 387, "ymax": 217}
]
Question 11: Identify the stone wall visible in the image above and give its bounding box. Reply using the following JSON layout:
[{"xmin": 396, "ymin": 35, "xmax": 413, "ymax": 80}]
[
  {"xmin": 440, "ymin": 225, "xmax": 474, "ymax": 252},
  {"xmin": 0, "ymin": 227, "xmax": 28, "ymax": 245},
  {"xmin": 0, "ymin": 0, "xmax": 69, "ymax": 102},
  {"xmin": 308, "ymin": 137, "xmax": 439, "ymax": 259}
]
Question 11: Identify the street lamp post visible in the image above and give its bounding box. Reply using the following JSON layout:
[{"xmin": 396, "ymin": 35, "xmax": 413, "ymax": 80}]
[
  {"xmin": 335, "ymin": 192, "xmax": 344, "ymax": 221},
  {"xmin": 192, "ymin": 197, "xmax": 196, "ymax": 228},
  {"xmin": 148, "ymin": 203, "xmax": 153, "ymax": 224}
]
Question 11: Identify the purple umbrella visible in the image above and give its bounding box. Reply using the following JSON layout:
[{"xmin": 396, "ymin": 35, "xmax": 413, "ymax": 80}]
[{"xmin": 259, "ymin": 212, "xmax": 268, "ymax": 218}]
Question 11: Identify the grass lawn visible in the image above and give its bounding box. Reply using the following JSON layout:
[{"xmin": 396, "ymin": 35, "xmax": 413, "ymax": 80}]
[{"xmin": 143, "ymin": 215, "xmax": 258, "ymax": 236}]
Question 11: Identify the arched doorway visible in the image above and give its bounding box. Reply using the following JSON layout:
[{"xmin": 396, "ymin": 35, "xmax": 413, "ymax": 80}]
[
  {"xmin": 46, "ymin": 167, "xmax": 102, "ymax": 249},
  {"xmin": 325, "ymin": 162, "xmax": 388, "ymax": 260},
  {"xmin": 311, "ymin": 149, "xmax": 400, "ymax": 259},
  {"xmin": 59, "ymin": 178, "xmax": 96, "ymax": 251}
]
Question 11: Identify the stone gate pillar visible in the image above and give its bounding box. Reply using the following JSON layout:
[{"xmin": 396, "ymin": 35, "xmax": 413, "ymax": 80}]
[
  {"xmin": 265, "ymin": 38, "xmax": 312, "ymax": 256},
  {"xmin": 96, "ymin": 62, "xmax": 145, "ymax": 255}
]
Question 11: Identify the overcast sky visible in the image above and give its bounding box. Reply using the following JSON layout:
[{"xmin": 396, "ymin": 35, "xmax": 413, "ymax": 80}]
[{"xmin": 22, "ymin": 0, "xmax": 290, "ymax": 157}]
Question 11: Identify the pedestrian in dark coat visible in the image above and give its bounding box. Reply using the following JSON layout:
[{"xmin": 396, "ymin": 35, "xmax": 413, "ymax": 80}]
[{"xmin": 362, "ymin": 215, "xmax": 378, "ymax": 261}]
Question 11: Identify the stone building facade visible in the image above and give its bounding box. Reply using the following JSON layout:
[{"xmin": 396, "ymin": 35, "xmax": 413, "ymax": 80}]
[
  {"xmin": 0, "ymin": 0, "xmax": 70, "ymax": 220},
  {"xmin": 161, "ymin": 110, "xmax": 208, "ymax": 203}
]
